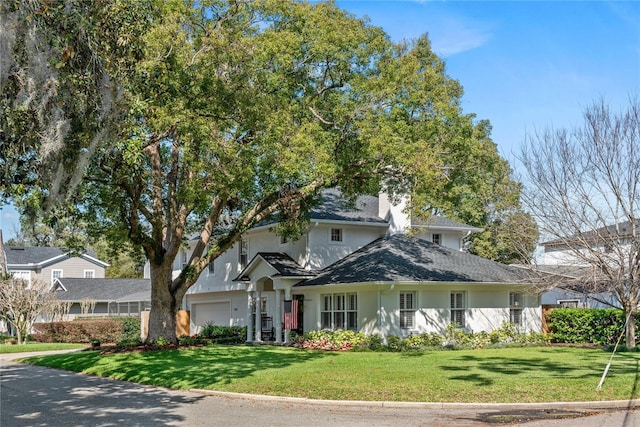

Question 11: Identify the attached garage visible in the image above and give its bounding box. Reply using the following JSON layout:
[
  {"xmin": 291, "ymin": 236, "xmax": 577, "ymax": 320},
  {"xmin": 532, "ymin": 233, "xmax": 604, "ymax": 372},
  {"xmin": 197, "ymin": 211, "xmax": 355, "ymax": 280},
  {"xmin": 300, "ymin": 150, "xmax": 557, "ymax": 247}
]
[{"xmin": 192, "ymin": 302, "xmax": 231, "ymax": 333}]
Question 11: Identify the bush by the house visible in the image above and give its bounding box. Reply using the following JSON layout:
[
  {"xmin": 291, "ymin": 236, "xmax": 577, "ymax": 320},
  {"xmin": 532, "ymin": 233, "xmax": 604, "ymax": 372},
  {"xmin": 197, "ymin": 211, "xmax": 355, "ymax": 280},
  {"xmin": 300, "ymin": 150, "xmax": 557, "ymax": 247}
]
[
  {"xmin": 33, "ymin": 318, "xmax": 141, "ymax": 344},
  {"xmin": 292, "ymin": 324, "xmax": 550, "ymax": 352},
  {"xmin": 547, "ymin": 308, "xmax": 640, "ymax": 345},
  {"xmin": 198, "ymin": 323, "xmax": 246, "ymax": 344}
]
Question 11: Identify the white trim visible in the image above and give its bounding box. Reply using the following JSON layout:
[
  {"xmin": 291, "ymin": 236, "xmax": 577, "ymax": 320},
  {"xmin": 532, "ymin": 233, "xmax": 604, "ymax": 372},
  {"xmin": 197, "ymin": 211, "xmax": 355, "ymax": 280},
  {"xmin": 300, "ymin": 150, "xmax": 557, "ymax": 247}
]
[
  {"xmin": 84, "ymin": 269, "xmax": 95, "ymax": 279},
  {"xmin": 51, "ymin": 269, "xmax": 63, "ymax": 283}
]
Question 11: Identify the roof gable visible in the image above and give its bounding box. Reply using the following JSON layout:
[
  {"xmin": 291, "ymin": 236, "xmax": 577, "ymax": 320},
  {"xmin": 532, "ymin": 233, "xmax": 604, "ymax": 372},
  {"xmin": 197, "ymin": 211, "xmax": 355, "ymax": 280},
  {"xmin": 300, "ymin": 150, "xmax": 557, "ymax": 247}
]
[
  {"xmin": 6, "ymin": 246, "xmax": 109, "ymax": 269},
  {"xmin": 234, "ymin": 252, "xmax": 315, "ymax": 281},
  {"xmin": 297, "ymin": 234, "xmax": 532, "ymax": 286}
]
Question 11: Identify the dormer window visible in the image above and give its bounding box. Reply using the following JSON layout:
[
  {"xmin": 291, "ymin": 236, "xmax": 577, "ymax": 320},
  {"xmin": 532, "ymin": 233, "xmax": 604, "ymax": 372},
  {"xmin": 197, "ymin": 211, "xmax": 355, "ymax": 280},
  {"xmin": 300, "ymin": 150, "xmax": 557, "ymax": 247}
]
[
  {"xmin": 330, "ymin": 228, "xmax": 343, "ymax": 243},
  {"xmin": 432, "ymin": 233, "xmax": 441, "ymax": 245}
]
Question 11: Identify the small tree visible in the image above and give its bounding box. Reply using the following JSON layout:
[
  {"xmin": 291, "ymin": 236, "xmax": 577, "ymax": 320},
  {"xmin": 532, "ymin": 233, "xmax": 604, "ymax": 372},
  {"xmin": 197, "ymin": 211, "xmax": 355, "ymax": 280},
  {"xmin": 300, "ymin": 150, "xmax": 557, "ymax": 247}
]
[
  {"xmin": 521, "ymin": 98, "xmax": 640, "ymax": 347},
  {"xmin": 0, "ymin": 277, "xmax": 57, "ymax": 344}
]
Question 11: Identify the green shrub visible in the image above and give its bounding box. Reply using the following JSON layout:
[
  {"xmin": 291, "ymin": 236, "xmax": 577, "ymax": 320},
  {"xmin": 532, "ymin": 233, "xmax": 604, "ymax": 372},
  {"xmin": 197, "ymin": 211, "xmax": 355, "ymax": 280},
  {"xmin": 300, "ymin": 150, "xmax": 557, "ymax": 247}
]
[{"xmin": 547, "ymin": 308, "xmax": 639, "ymax": 346}]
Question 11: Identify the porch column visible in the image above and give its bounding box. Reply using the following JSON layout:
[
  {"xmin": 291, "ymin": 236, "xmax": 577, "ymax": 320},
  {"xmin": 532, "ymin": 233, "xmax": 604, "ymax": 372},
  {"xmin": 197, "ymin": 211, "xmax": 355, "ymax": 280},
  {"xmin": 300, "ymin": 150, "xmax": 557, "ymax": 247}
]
[
  {"xmin": 254, "ymin": 290, "xmax": 262, "ymax": 342},
  {"xmin": 246, "ymin": 292, "xmax": 254, "ymax": 343},
  {"xmin": 275, "ymin": 289, "xmax": 282, "ymax": 344},
  {"xmin": 284, "ymin": 289, "xmax": 291, "ymax": 344}
]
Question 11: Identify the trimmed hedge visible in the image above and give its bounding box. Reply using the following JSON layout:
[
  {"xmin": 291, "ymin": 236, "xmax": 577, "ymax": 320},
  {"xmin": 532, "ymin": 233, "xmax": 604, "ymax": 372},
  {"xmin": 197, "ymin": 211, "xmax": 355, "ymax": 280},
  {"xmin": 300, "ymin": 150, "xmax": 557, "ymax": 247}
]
[
  {"xmin": 33, "ymin": 318, "xmax": 141, "ymax": 344},
  {"xmin": 546, "ymin": 308, "xmax": 639, "ymax": 345}
]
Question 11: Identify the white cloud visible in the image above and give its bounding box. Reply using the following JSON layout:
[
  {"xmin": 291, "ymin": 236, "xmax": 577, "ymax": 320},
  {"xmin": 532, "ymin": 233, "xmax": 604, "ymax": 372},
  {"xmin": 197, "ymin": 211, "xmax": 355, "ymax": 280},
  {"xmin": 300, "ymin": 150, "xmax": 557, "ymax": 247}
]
[{"xmin": 429, "ymin": 17, "xmax": 493, "ymax": 57}]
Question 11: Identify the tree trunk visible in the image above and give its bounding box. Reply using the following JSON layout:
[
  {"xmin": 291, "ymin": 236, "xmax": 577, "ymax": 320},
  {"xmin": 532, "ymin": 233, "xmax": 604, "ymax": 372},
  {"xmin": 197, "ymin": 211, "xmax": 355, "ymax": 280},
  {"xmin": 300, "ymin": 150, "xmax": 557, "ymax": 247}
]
[
  {"xmin": 626, "ymin": 309, "xmax": 637, "ymax": 348},
  {"xmin": 146, "ymin": 261, "xmax": 182, "ymax": 345}
]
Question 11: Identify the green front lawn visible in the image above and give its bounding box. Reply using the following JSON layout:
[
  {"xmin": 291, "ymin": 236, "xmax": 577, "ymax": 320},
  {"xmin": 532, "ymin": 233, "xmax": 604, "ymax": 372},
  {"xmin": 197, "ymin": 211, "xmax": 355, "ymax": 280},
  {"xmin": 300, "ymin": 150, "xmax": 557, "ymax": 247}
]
[
  {"xmin": 20, "ymin": 345, "xmax": 640, "ymax": 403},
  {"xmin": 0, "ymin": 342, "xmax": 88, "ymax": 354}
]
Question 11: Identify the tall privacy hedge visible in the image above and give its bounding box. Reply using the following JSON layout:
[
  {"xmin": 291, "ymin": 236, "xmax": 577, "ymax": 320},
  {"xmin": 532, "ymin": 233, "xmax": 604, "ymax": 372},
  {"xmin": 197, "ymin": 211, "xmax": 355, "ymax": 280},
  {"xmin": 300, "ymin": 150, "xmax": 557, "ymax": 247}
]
[
  {"xmin": 33, "ymin": 318, "xmax": 141, "ymax": 344},
  {"xmin": 547, "ymin": 308, "xmax": 639, "ymax": 345}
]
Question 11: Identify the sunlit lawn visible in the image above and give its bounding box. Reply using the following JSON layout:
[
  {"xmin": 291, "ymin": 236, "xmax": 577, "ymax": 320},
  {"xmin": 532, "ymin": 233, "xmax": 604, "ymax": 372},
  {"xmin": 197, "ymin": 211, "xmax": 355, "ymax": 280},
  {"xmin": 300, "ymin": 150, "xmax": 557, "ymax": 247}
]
[
  {"xmin": 20, "ymin": 345, "xmax": 640, "ymax": 403},
  {"xmin": 0, "ymin": 342, "xmax": 87, "ymax": 354}
]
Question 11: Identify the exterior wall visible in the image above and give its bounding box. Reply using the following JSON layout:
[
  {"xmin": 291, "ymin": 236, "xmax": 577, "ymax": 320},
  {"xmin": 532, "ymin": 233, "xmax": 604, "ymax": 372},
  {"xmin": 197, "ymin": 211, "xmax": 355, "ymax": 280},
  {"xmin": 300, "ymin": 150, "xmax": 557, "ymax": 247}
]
[
  {"xmin": 378, "ymin": 193, "xmax": 410, "ymax": 234},
  {"xmin": 298, "ymin": 283, "xmax": 542, "ymax": 339},
  {"xmin": 36, "ymin": 257, "xmax": 106, "ymax": 284},
  {"xmin": 306, "ymin": 223, "xmax": 386, "ymax": 270}
]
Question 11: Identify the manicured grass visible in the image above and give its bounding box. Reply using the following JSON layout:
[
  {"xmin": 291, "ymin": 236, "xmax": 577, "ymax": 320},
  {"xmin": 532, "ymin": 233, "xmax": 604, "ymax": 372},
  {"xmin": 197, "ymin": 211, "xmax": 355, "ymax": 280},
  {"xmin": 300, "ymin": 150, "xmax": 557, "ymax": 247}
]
[
  {"xmin": 0, "ymin": 342, "xmax": 88, "ymax": 354},
  {"xmin": 20, "ymin": 345, "xmax": 640, "ymax": 403}
]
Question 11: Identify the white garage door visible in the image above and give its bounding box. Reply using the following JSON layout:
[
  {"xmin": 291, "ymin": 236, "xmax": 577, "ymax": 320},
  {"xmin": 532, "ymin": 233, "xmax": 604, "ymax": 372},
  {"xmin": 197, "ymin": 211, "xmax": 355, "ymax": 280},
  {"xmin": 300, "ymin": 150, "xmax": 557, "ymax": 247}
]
[{"xmin": 193, "ymin": 302, "xmax": 231, "ymax": 331}]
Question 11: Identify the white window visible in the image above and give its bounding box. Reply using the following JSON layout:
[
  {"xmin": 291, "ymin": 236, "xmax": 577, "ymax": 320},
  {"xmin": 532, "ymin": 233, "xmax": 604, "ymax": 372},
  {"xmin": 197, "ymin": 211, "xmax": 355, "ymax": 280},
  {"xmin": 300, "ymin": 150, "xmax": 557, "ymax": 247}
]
[
  {"xmin": 239, "ymin": 239, "xmax": 248, "ymax": 270},
  {"xmin": 12, "ymin": 271, "xmax": 31, "ymax": 288},
  {"xmin": 330, "ymin": 228, "xmax": 343, "ymax": 243},
  {"xmin": 450, "ymin": 291, "xmax": 465, "ymax": 327},
  {"xmin": 206, "ymin": 245, "xmax": 214, "ymax": 274},
  {"xmin": 181, "ymin": 250, "xmax": 188, "ymax": 268},
  {"xmin": 51, "ymin": 269, "xmax": 63, "ymax": 282},
  {"xmin": 321, "ymin": 293, "xmax": 357, "ymax": 331},
  {"xmin": 84, "ymin": 270, "xmax": 95, "ymax": 279},
  {"xmin": 558, "ymin": 299, "xmax": 580, "ymax": 308},
  {"xmin": 509, "ymin": 292, "xmax": 523, "ymax": 326},
  {"xmin": 399, "ymin": 292, "xmax": 416, "ymax": 329},
  {"xmin": 432, "ymin": 233, "xmax": 441, "ymax": 245}
]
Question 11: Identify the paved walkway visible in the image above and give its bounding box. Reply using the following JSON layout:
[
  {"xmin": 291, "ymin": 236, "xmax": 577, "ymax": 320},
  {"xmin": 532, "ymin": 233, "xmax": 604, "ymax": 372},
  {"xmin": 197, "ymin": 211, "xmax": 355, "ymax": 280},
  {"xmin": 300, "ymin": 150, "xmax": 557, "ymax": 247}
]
[{"xmin": 2, "ymin": 350, "xmax": 638, "ymax": 426}]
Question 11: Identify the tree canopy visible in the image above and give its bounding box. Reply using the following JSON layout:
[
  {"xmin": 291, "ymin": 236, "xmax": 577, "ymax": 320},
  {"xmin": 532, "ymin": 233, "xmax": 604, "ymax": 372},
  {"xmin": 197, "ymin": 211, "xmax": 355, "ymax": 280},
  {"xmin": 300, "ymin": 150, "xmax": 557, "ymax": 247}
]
[{"xmin": 3, "ymin": 0, "xmax": 530, "ymax": 343}]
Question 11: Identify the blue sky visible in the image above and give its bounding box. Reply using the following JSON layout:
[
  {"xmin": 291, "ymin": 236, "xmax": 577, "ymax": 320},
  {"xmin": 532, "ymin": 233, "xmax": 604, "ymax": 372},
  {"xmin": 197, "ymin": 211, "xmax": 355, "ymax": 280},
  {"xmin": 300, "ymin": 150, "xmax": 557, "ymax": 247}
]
[{"xmin": 2, "ymin": 1, "xmax": 639, "ymax": 240}]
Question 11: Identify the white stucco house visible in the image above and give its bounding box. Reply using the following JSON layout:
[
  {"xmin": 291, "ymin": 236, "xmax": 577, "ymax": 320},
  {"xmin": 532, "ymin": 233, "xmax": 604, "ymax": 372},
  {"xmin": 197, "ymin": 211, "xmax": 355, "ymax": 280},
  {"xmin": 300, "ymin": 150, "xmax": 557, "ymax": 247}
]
[{"xmin": 156, "ymin": 189, "xmax": 542, "ymax": 342}]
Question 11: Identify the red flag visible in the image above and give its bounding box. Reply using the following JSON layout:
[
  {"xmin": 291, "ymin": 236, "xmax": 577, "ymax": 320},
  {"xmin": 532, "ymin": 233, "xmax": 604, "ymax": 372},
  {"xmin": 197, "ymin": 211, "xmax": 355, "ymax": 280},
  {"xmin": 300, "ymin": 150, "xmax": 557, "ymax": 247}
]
[{"xmin": 284, "ymin": 299, "xmax": 299, "ymax": 330}]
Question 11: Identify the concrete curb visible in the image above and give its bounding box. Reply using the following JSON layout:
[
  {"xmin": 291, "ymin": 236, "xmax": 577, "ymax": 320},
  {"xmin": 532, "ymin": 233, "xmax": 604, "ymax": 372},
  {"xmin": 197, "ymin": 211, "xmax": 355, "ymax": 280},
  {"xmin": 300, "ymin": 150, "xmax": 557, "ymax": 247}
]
[{"xmin": 189, "ymin": 388, "xmax": 640, "ymax": 410}]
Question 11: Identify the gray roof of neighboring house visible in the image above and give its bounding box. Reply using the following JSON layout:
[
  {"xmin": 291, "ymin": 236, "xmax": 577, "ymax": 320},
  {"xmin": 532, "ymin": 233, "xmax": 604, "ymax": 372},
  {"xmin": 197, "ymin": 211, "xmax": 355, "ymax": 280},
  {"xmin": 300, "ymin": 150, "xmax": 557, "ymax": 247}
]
[
  {"xmin": 541, "ymin": 220, "xmax": 639, "ymax": 247},
  {"xmin": 54, "ymin": 278, "xmax": 150, "ymax": 302},
  {"xmin": 6, "ymin": 246, "xmax": 107, "ymax": 268},
  {"xmin": 296, "ymin": 234, "xmax": 533, "ymax": 287},
  {"xmin": 234, "ymin": 252, "xmax": 316, "ymax": 282}
]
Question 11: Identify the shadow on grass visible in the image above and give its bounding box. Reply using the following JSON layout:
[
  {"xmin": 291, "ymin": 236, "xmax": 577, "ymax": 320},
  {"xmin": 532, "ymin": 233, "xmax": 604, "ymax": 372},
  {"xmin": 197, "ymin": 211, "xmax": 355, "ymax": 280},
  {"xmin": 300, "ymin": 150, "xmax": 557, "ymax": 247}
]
[
  {"xmin": 0, "ymin": 361, "xmax": 204, "ymax": 427},
  {"xmin": 436, "ymin": 347, "xmax": 640, "ymax": 387},
  {"xmin": 22, "ymin": 344, "xmax": 331, "ymax": 390}
]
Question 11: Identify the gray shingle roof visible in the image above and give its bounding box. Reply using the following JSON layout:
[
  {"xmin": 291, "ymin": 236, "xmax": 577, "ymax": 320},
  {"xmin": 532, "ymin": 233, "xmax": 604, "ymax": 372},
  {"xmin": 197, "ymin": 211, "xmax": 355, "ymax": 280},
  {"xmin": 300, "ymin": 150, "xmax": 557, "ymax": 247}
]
[
  {"xmin": 412, "ymin": 216, "xmax": 483, "ymax": 231},
  {"xmin": 6, "ymin": 246, "xmax": 106, "ymax": 267},
  {"xmin": 309, "ymin": 189, "xmax": 386, "ymax": 224},
  {"xmin": 234, "ymin": 252, "xmax": 315, "ymax": 281},
  {"xmin": 6, "ymin": 246, "xmax": 66, "ymax": 264},
  {"xmin": 55, "ymin": 278, "xmax": 150, "ymax": 302},
  {"xmin": 296, "ymin": 234, "xmax": 532, "ymax": 287}
]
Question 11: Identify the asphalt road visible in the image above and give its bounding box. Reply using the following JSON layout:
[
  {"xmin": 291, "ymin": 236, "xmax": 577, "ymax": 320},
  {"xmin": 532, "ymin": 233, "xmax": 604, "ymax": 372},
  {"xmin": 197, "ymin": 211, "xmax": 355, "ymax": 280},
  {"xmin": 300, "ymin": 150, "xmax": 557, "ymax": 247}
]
[{"xmin": 1, "ymin": 353, "xmax": 638, "ymax": 427}]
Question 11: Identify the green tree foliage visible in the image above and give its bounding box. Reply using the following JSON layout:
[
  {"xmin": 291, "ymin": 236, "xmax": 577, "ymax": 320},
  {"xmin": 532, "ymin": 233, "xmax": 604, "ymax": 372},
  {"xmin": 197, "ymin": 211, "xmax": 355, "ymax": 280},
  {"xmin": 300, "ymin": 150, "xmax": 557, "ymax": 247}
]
[
  {"xmin": 5, "ymin": 0, "xmax": 526, "ymax": 343},
  {"xmin": 0, "ymin": 0, "xmax": 151, "ymax": 205}
]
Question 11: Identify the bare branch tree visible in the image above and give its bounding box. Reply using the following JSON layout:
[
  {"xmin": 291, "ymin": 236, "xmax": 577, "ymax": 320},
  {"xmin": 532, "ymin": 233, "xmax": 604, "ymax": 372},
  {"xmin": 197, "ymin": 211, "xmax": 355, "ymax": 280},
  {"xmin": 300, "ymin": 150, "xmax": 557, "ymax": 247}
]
[
  {"xmin": 520, "ymin": 97, "xmax": 640, "ymax": 347},
  {"xmin": 0, "ymin": 277, "xmax": 58, "ymax": 344}
]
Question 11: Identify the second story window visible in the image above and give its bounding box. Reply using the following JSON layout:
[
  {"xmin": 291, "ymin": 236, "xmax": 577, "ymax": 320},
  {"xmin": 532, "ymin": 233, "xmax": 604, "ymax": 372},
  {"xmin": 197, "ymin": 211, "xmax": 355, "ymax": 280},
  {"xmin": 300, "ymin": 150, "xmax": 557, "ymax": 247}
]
[
  {"xmin": 330, "ymin": 228, "xmax": 343, "ymax": 243},
  {"xmin": 52, "ymin": 269, "xmax": 63, "ymax": 282},
  {"xmin": 206, "ymin": 245, "xmax": 215, "ymax": 274},
  {"xmin": 181, "ymin": 250, "xmax": 188, "ymax": 268},
  {"xmin": 84, "ymin": 270, "xmax": 95, "ymax": 279},
  {"xmin": 432, "ymin": 233, "xmax": 441, "ymax": 245},
  {"xmin": 239, "ymin": 239, "xmax": 248, "ymax": 270}
]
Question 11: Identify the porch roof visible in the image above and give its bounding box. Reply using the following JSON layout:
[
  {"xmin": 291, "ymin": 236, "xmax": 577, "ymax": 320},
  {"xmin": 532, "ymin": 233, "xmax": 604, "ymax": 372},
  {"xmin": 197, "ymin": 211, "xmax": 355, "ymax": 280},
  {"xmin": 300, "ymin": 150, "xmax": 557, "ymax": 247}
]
[
  {"xmin": 295, "ymin": 234, "xmax": 534, "ymax": 287},
  {"xmin": 234, "ymin": 252, "xmax": 316, "ymax": 282}
]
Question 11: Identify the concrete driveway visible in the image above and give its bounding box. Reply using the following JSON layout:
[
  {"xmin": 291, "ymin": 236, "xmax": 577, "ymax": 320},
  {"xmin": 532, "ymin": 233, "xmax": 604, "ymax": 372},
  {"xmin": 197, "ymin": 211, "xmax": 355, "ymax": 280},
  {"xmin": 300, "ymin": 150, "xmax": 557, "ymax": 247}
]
[{"xmin": 1, "ymin": 352, "xmax": 638, "ymax": 426}]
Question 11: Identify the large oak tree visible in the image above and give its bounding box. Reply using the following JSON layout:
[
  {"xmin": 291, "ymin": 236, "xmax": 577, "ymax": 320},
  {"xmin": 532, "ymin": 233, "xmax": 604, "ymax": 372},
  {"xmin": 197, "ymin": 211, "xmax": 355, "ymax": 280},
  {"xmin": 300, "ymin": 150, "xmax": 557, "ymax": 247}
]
[{"xmin": 4, "ymin": 0, "xmax": 528, "ymax": 343}]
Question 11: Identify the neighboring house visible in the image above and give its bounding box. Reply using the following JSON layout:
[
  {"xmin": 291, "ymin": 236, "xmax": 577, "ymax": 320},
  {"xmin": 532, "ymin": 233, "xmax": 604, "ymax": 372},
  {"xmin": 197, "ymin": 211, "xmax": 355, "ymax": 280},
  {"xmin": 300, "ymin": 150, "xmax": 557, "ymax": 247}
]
[
  {"xmin": 538, "ymin": 221, "xmax": 638, "ymax": 308},
  {"xmin": 6, "ymin": 246, "xmax": 108, "ymax": 286},
  {"xmin": 167, "ymin": 189, "xmax": 543, "ymax": 342},
  {"xmin": 51, "ymin": 278, "xmax": 151, "ymax": 320}
]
